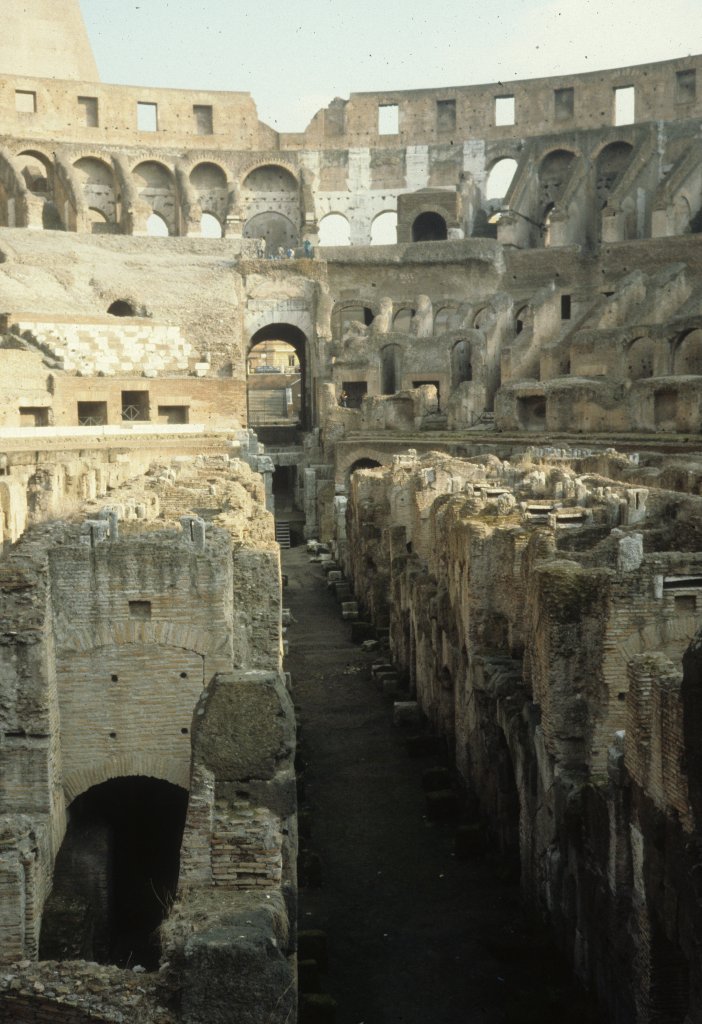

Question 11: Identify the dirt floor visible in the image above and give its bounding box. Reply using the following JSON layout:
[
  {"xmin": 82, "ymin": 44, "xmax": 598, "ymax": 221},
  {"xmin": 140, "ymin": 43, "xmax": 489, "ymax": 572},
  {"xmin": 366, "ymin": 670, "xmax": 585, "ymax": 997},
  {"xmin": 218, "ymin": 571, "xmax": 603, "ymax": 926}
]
[{"xmin": 282, "ymin": 546, "xmax": 602, "ymax": 1024}]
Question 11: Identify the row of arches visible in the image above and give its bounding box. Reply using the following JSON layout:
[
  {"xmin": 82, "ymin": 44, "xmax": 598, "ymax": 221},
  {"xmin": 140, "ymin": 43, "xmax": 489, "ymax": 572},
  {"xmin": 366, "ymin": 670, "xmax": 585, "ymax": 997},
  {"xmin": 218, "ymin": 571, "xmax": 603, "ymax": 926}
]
[
  {"xmin": 1, "ymin": 150, "xmax": 306, "ymax": 238},
  {"xmin": 318, "ymin": 210, "xmax": 397, "ymax": 246},
  {"xmin": 333, "ymin": 300, "xmax": 492, "ymax": 335},
  {"xmin": 626, "ymin": 329, "xmax": 702, "ymax": 380}
]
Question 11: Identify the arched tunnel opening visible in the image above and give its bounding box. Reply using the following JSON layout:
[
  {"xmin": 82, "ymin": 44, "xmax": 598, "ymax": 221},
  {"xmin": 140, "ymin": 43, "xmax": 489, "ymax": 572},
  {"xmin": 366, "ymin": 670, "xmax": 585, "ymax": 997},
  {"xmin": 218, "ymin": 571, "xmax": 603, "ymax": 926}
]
[{"xmin": 40, "ymin": 776, "xmax": 188, "ymax": 970}]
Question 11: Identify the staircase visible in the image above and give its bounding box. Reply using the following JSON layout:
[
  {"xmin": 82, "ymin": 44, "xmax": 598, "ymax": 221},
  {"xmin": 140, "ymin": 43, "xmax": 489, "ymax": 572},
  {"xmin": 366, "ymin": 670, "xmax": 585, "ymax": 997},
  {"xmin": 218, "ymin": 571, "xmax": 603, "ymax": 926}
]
[{"xmin": 275, "ymin": 521, "xmax": 291, "ymax": 548}]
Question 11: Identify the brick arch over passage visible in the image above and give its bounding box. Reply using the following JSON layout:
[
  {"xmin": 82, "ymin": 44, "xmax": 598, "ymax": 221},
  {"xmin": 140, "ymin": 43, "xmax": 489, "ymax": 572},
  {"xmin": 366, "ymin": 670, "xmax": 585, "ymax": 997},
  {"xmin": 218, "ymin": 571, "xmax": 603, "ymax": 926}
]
[
  {"xmin": 336, "ymin": 447, "xmax": 393, "ymax": 484},
  {"xmin": 64, "ymin": 753, "xmax": 190, "ymax": 804}
]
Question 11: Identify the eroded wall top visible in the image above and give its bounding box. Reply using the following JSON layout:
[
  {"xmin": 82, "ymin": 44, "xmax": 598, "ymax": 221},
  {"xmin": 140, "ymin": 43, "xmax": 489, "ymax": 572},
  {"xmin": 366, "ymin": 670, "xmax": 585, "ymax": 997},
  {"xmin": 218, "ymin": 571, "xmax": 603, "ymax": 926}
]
[{"xmin": 0, "ymin": 0, "xmax": 99, "ymax": 83}]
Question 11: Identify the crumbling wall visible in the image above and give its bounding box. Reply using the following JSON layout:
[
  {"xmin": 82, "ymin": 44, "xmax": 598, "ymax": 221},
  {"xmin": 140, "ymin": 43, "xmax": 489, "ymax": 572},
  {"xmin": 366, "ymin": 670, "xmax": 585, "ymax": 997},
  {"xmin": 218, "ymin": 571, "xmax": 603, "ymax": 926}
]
[{"xmin": 341, "ymin": 450, "xmax": 702, "ymax": 1022}]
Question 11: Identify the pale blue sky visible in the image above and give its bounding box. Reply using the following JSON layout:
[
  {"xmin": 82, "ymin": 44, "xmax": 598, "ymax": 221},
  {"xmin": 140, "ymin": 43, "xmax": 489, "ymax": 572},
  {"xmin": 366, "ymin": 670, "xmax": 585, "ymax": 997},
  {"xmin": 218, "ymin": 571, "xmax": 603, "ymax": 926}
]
[{"xmin": 81, "ymin": 0, "xmax": 702, "ymax": 131}]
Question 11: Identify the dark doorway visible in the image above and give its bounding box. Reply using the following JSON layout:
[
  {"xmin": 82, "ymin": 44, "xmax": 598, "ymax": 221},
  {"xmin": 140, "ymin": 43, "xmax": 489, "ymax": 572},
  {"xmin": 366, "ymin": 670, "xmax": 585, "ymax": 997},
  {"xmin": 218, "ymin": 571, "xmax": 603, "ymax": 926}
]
[
  {"xmin": 40, "ymin": 777, "xmax": 188, "ymax": 970},
  {"xmin": 412, "ymin": 211, "xmax": 448, "ymax": 241},
  {"xmin": 108, "ymin": 300, "xmax": 136, "ymax": 317},
  {"xmin": 248, "ymin": 323, "xmax": 309, "ymax": 428},
  {"xmin": 342, "ymin": 381, "xmax": 368, "ymax": 409}
]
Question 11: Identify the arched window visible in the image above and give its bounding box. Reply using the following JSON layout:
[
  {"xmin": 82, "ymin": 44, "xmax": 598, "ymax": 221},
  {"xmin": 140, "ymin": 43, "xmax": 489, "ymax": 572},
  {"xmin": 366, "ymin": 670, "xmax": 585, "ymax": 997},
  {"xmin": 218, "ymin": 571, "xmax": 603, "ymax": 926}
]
[
  {"xmin": 146, "ymin": 212, "xmax": 169, "ymax": 237},
  {"xmin": 17, "ymin": 150, "xmax": 53, "ymax": 195},
  {"xmin": 673, "ymin": 329, "xmax": 702, "ymax": 375},
  {"xmin": 318, "ymin": 213, "xmax": 351, "ymax": 246},
  {"xmin": 133, "ymin": 161, "xmax": 176, "ymax": 235},
  {"xmin": 412, "ymin": 211, "xmax": 447, "ymax": 242},
  {"xmin": 74, "ymin": 157, "xmax": 117, "ymax": 228},
  {"xmin": 393, "ymin": 308, "xmax": 414, "ymax": 332},
  {"xmin": 243, "ymin": 211, "xmax": 298, "ymax": 252},
  {"xmin": 595, "ymin": 142, "xmax": 633, "ymax": 209},
  {"xmin": 371, "ymin": 211, "xmax": 397, "ymax": 245},
  {"xmin": 200, "ymin": 212, "xmax": 223, "ymax": 238},
  {"xmin": 486, "ymin": 158, "xmax": 518, "ymax": 202}
]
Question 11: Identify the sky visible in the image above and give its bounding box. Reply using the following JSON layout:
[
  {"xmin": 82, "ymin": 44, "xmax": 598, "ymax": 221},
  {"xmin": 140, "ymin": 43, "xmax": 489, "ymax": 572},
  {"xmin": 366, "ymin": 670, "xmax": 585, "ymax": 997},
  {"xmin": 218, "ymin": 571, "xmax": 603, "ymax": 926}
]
[{"xmin": 80, "ymin": 0, "xmax": 702, "ymax": 132}]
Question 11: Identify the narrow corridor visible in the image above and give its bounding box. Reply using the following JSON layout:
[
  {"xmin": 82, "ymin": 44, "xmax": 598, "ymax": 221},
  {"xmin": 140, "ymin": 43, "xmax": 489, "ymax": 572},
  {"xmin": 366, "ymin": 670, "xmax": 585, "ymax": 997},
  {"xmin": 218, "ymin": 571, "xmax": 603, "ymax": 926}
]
[{"xmin": 283, "ymin": 546, "xmax": 599, "ymax": 1024}]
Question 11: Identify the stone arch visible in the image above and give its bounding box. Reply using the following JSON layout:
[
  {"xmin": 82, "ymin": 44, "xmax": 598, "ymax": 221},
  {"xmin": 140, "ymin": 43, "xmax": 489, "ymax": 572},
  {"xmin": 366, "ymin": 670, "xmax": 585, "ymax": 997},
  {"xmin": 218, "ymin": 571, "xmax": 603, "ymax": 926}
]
[
  {"xmin": 248, "ymin": 322, "xmax": 310, "ymax": 428},
  {"xmin": 241, "ymin": 163, "xmax": 300, "ymax": 251},
  {"xmin": 515, "ymin": 305, "xmax": 529, "ymax": 335},
  {"xmin": 73, "ymin": 156, "xmax": 117, "ymax": 229},
  {"xmin": 434, "ymin": 305, "xmax": 460, "ymax": 333},
  {"xmin": 64, "ymin": 753, "xmax": 190, "ymax": 804},
  {"xmin": 393, "ymin": 307, "xmax": 415, "ymax": 332},
  {"xmin": 58, "ymin": 619, "xmax": 216, "ymax": 655},
  {"xmin": 485, "ymin": 157, "xmax": 518, "ymax": 202},
  {"xmin": 412, "ymin": 210, "xmax": 447, "ymax": 241},
  {"xmin": 318, "ymin": 212, "xmax": 351, "ymax": 246},
  {"xmin": 333, "ymin": 301, "xmax": 375, "ymax": 336},
  {"xmin": 242, "ymin": 163, "xmax": 298, "ymax": 192},
  {"xmin": 673, "ymin": 328, "xmax": 702, "ymax": 375},
  {"xmin": 336, "ymin": 447, "xmax": 392, "ymax": 483},
  {"xmin": 595, "ymin": 141, "xmax": 634, "ymax": 209},
  {"xmin": 371, "ymin": 210, "xmax": 397, "ymax": 245},
  {"xmin": 451, "ymin": 339, "xmax": 472, "ymax": 388},
  {"xmin": 17, "ymin": 148, "xmax": 53, "ymax": 194},
  {"xmin": 108, "ymin": 299, "xmax": 136, "ymax": 317},
  {"xmin": 147, "ymin": 211, "xmax": 170, "ymax": 236},
  {"xmin": 132, "ymin": 160, "xmax": 177, "ymax": 235},
  {"xmin": 0, "ymin": 148, "xmax": 26, "ymax": 227},
  {"xmin": 626, "ymin": 336, "xmax": 655, "ymax": 380},
  {"xmin": 189, "ymin": 160, "xmax": 228, "ymax": 227},
  {"xmin": 244, "ymin": 211, "xmax": 298, "ymax": 251},
  {"xmin": 346, "ymin": 457, "xmax": 383, "ymax": 486},
  {"xmin": 200, "ymin": 211, "xmax": 223, "ymax": 237},
  {"xmin": 538, "ymin": 148, "xmax": 576, "ymax": 208}
]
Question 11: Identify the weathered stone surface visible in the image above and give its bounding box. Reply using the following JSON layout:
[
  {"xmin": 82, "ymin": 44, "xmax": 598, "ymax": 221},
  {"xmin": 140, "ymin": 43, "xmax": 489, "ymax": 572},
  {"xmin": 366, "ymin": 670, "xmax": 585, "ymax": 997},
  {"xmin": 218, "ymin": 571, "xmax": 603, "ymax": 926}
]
[{"xmin": 192, "ymin": 671, "xmax": 295, "ymax": 782}]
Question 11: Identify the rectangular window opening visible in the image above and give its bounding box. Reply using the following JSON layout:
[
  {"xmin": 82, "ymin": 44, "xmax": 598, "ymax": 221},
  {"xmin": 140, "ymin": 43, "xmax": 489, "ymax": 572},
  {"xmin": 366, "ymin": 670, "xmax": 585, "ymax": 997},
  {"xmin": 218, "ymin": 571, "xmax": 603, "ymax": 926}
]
[
  {"xmin": 561, "ymin": 294, "xmax": 572, "ymax": 320},
  {"xmin": 19, "ymin": 407, "xmax": 49, "ymax": 427},
  {"xmin": 554, "ymin": 87, "xmax": 574, "ymax": 121},
  {"xmin": 676, "ymin": 69, "xmax": 696, "ymax": 104},
  {"xmin": 436, "ymin": 99, "xmax": 456, "ymax": 132},
  {"xmin": 157, "ymin": 405, "xmax": 189, "ymax": 424},
  {"xmin": 341, "ymin": 381, "xmax": 368, "ymax": 409},
  {"xmin": 15, "ymin": 90, "xmax": 36, "ymax": 114},
  {"xmin": 614, "ymin": 86, "xmax": 635, "ymax": 126},
  {"xmin": 137, "ymin": 101, "xmax": 158, "ymax": 132},
  {"xmin": 495, "ymin": 96, "xmax": 515, "ymax": 126},
  {"xmin": 378, "ymin": 103, "xmax": 399, "ymax": 135},
  {"xmin": 77, "ymin": 401, "xmax": 107, "ymax": 426},
  {"xmin": 674, "ymin": 594, "xmax": 696, "ymax": 613},
  {"xmin": 78, "ymin": 96, "xmax": 99, "ymax": 127},
  {"xmin": 194, "ymin": 104, "xmax": 213, "ymax": 135},
  {"xmin": 122, "ymin": 390, "xmax": 150, "ymax": 422},
  {"xmin": 129, "ymin": 600, "xmax": 152, "ymax": 620}
]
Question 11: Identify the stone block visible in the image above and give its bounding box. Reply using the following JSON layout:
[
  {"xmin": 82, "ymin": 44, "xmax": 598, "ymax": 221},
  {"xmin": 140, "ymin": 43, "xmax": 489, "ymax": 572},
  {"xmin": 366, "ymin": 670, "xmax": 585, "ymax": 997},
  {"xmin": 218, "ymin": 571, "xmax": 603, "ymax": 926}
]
[
  {"xmin": 177, "ymin": 897, "xmax": 295, "ymax": 1024},
  {"xmin": 192, "ymin": 672, "xmax": 295, "ymax": 783},
  {"xmin": 392, "ymin": 701, "xmax": 421, "ymax": 727},
  {"xmin": 351, "ymin": 622, "xmax": 375, "ymax": 643}
]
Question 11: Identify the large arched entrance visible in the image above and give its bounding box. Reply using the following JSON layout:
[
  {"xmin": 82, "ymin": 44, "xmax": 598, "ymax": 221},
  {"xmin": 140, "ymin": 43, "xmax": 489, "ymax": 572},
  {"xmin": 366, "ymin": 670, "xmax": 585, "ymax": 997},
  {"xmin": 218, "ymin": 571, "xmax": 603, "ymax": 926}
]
[
  {"xmin": 248, "ymin": 323, "xmax": 309, "ymax": 431},
  {"xmin": 40, "ymin": 776, "xmax": 188, "ymax": 969}
]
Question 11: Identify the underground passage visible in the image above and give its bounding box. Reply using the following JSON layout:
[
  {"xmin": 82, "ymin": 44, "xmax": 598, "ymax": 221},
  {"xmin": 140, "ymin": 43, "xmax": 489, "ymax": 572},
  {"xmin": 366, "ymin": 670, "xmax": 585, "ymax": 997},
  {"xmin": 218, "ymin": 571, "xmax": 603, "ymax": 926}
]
[{"xmin": 40, "ymin": 777, "xmax": 188, "ymax": 970}]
